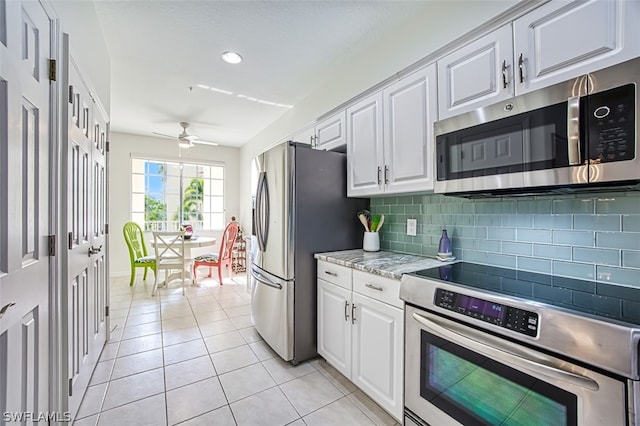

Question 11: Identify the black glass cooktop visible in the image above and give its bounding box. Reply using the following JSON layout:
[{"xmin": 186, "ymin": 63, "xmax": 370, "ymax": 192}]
[{"xmin": 412, "ymin": 262, "xmax": 640, "ymax": 326}]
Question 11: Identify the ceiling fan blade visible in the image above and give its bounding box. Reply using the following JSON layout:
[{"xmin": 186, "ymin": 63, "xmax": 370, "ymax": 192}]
[
  {"xmin": 152, "ymin": 132, "xmax": 177, "ymax": 140},
  {"xmin": 192, "ymin": 139, "xmax": 219, "ymax": 146}
]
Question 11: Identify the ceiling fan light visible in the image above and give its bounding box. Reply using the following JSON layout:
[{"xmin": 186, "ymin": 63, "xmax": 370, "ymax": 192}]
[
  {"xmin": 178, "ymin": 139, "xmax": 193, "ymax": 149},
  {"xmin": 222, "ymin": 51, "xmax": 243, "ymax": 64}
]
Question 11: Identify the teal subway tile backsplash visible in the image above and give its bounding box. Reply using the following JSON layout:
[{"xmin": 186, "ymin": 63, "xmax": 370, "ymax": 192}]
[
  {"xmin": 573, "ymin": 247, "xmax": 620, "ymax": 266},
  {"xmin": 551, "ymin": 198, "xmax": 595, "ymax": 214},
  {"xmin": 533, "ymin": 244, "xmax": 572, "ymax": 260},
  {"xmin": 574, "ymin": 215, "xmax": 620, "ymax": 231},
  {"xmin": 369, "ymin": 191, "xmax": 640, "ymax": 287},
  {"xmin": 488, "ymin": 227, "xmax": 516, "ymax": 241},
  {"xmin": 596, "ymin": 265, "xmax": 640, "ymax": 287},
  {"xmin": 517, "ymin": 257, "xmax": 552, "ymax": 274},
  {"xmin": 517, "ymin": 228, "xmax": 552, "ymax": 243},
  {"xmin": 503, "ymin": 215, "xmax": 533, "ymax": 228},
  {"xmin": 532, "ymin": 215, "xmax": 572, "ymax": 230},
  {"xmin": 623, "ymin": 251, "xmax": 640, "ymax": 269},
  {"xmin": 623, "ymin": 215, "xmax": 640, "ymax": 232},
  {"xmin": 597, "ymin": 232, "xmax": 640, "ymax": 250},
  {"xmin": 502, "ymin": 242, "xmax": 532, "ymax": 256},
  {"xmin": 596, "ymin": 196, "xmax": 640, "ymax": 214},
  {"xmin": 552, "ymin": 230, "xmax": 594, "ymax": 247},
  {"xmin": 552, "ymin": 260, "xmax": 595, "ymax": 280}
]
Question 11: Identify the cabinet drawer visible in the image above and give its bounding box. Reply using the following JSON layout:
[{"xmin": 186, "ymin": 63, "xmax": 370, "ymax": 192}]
[
  {"xmin": 353, "ymin": 270, "xmax": 402, "ymax": 309},
  {"xmin": 317, "ymin": 260, "xmax": 352, "ymax": 290}
]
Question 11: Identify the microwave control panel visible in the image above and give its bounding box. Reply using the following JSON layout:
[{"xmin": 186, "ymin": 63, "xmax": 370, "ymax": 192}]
[
  {"xmin": 435, "ymin": 288, "xmax": 539, "ymax": 337},
  {"xmin": 588, "ymin": 83, "xmax": 635, "ymax": 163}
]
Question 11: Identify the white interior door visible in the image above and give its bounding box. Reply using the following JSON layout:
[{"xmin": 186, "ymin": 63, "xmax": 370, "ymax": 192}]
[
  {"xmin": 63, "ymin": 45, "xmax": 108, "ymax": 416},
  {"xmin": 0, "ymin": 0, "xmax": 53, "ymax": 422}
]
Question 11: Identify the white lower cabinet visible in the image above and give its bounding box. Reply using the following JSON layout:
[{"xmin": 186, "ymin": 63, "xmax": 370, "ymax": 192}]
[
  {"xmin": 351, "ymin": 292, "xmax": 403, "ymax": 420},
  {"xmin": 317, "ymin": 261, "xmax": 403, "ymax": 421},
  {"xmin": 317, "ymin": 279, "xmax": 352, "ymax": 377}
]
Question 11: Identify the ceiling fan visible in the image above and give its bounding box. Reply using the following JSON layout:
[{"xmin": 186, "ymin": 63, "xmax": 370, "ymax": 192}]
[{"xmin": 152, "ymin": 121, "xmax": 218, "ymax": 148}]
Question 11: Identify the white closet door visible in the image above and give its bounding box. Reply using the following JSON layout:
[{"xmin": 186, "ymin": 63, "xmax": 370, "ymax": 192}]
[{"xmin": 0, "ymin": 0, "xmax": 53, "ymax": 421}]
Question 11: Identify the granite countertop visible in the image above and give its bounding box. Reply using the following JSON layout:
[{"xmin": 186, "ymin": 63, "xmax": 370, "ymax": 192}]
[{"xmin": 314, "ymin": 249, "xmax": 447, "ymax": 280}]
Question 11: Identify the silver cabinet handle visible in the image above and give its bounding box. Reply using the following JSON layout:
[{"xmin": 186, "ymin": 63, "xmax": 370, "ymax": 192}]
[
  {"xmin": 384, "ymin": 165, "xmax": 389, "ymax": 184},
  {"xmin": 412, "ymin": 311, "xmax": 599, "ymax": 391},
  {"xmin": 351, "ymin": 303, "xmax": 356, "ymax": 324},
  {"xmin": 501, "ymin": 60, "xmax": 508, "ymax": 89},
  {"xmin": 344, "ymin": 300, "xmax": 349, "ymax": 321},
  {"xmin": 365, "ymin": 283, "xmax": 383, "ymax": 291},
  {"xmin": 0, "ymin": 302, "xmax": 16, "ymax": 319},
  {"xmin": 567, "ymin": 96, "xmax": 581, "ymax": 165},
  {"xmin": 377, "ymin": 166, "xmax": 382, "ymax": 185},
  {"xmin": 518, "ymin": 53, "xmax": 524, "ymax": 83},
  {"xmin": 324, "ymin": 270, "xmax": 338, "ymax": 277}
]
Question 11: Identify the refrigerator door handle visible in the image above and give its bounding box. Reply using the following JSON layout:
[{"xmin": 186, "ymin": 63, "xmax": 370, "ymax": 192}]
[
  {"xmin": 262, "ymin": 172, "xmax": 270, "ymax": 248},
  {"xmin": 251, "ymin": 268, "xmax": 282, "ymax": 290},
  {"xmin": 255, "ymin": 172, "xmax": 266, "ymax": 252}
]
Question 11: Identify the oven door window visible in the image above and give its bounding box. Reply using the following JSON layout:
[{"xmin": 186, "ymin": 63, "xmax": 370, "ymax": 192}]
[
  {"xmin": 420, "ymin": 331, "xmax": 577, "ymax": 426},
  {"xmin": 436, "ymin": 101, "xmax": 570, "ymax": 181}
]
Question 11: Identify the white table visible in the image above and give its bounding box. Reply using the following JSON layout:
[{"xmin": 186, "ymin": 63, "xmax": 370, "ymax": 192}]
[{"xmin": 152, "ymin": 236, "xmax": 217, "ymax": 287}]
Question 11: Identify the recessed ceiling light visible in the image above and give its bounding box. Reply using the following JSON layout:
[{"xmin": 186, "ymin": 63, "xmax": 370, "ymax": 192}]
[{"xmin": 221, "ymin": 51, "xmax": 242, "ymax": 64}]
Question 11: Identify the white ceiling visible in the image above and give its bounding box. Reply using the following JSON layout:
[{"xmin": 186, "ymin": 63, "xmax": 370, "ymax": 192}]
[{"xmin": 93, "ymin": 0, "xmax": 435, "ymax": 148}]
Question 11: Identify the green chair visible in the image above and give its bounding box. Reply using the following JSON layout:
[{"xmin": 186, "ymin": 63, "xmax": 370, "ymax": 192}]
[{"xmin": 123, "ymin": 222, "xmax": 156, "ymax": 286}]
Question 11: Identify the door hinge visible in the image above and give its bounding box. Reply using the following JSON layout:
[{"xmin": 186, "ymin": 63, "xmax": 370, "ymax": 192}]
[
  {"xmin": 48, "ymin": 59, "xmax": 57, "ymax": 81},
  {"xmin": 105, "ymin": 306, "xmax": 109, "ymax": 317},
  {"xmin": 68, "ymin": 232, "xmax": 73, "ymax": 249},
  {"xmin": 68, "ymin": 378, "xmax": 73, "ymax": 397},
  {"xmin": 106, "ymin": 141, "xmax": 110, "ymax": 152},
  {"xmin": 105, "ymin": 224, "xmax": 109, "ymax": 235},
  {"xmin": 47, "ymin": 235, "xmax": 56, "ymax": 256},
  {"xmin": 68, "ymin": 85, "xmax": 74, "ymax": 103}
]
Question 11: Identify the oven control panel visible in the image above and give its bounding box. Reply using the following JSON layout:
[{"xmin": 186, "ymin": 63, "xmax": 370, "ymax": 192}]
[{"xmin": 435, "ymin": 288, "xmax": 539, "ymax": 337}]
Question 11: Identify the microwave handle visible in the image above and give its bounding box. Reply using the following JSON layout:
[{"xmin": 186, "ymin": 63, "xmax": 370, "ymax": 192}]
[
  {"xmin": 412, "ymin": 311, "xmax": 599, "ymax": 391},
  {"xmin": 567, "ymin": 95, "xmax": 582, "ymax": 165}
]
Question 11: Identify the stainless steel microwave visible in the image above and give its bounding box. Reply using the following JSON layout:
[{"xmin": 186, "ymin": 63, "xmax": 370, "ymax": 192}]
[{"xmin": 434, "ymin": 57, "xmax": 640, "ymax": 196}]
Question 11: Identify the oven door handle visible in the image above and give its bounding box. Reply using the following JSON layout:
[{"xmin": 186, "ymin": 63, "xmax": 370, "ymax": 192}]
[{"xmin": 413, "ymin": 311, "xmax": 600, "ymax": 391}]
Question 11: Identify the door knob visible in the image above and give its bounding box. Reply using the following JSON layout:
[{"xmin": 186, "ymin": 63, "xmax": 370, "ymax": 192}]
[
  {"xmin": 88, "ymin": 245, "xmax": 103, "ymax": 257},
  {"xmin": 0, "ymin": 302, "xmax": 16, "ymax": 319}
]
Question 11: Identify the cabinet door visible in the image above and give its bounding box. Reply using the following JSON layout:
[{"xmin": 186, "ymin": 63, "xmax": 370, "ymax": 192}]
[
  {"xmin": 383, "ymin": 65, "xmax": 438, "ymax": 194},
  {"xmin": 351, "ymin": 293, "xmax": 403, "ymax": 421},
  {"xmin": 317, "ymin": 279, "xmax": 352, "ymax": 378},
  {"xmin": 437, "ymin": 24, "xmax": 513, "ymax": 120},
  {"xmin": 290, "ymin": 124, "xmax": 315, "ymax": 145},
  {"xmin": 514, "ymin": 0, "xmax": 640, "ymax": 94},
  {"xmin": 347, "ymin": 92, "xmax": 384, "ymax": 197},
  {"xmin": 315, "ymin": 111, "xmax": 346, "ymax": 151}
]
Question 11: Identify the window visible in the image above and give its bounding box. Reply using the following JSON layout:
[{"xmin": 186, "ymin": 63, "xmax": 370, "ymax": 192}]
[{"xmin": 131, "ymin": 158, "xmax": 224, "ymax": 231}]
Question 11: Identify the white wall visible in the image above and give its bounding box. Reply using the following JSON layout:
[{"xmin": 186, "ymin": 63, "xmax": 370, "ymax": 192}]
[
  {"xmin": 51, "ymin": 0, "xmax": 111, "ymax": 112},
  {"xmin": 237, "ymin": 1, "xmax": 525, "ymax": 232},
  {"xmin": 109, "ymin": 132, "xmax": 241, "ymax": 275}
]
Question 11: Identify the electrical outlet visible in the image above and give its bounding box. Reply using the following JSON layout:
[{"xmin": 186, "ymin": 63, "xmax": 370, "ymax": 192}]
[{"xmin": 407, "ymin": 218, "xmax": 417, "ymax": 236}]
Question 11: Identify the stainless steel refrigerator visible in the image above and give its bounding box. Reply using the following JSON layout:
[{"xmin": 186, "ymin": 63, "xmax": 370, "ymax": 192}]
[{"xmin": 250, "ymin": 141, "xmax": 368, "ymax": 364}]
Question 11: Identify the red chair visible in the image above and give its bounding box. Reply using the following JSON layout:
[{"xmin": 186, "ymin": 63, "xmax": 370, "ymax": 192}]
[{"xmin": 192, "ymin": 221, "xmax": 239, "ymax": 285}]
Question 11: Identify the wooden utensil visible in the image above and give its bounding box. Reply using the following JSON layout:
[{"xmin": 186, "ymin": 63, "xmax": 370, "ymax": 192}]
[
  {"xmin": 376, "ymin": 215, "xmax": 385, "ymax": 232},
  {"xmin": 358, "ymin": 213, "xmax": 370, "ymax": 232}
]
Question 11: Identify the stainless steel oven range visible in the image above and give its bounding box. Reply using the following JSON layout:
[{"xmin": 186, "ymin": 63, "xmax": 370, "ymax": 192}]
[{"xmin": 400, "ymin": 262, "xmax": 640, "ymax": 426}]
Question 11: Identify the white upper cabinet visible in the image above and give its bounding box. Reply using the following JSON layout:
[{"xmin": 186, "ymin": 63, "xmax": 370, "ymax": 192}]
[
  {"xmin": 383, "ymin": 65, "xmax": 438, "ymax": 193},
  {"xmin": 290, "ymin": 124, "xmax": 315, "ymax": 145},
  {"xmin": 513, "ymin": 0, "xmax": 640, "ymax": 94},
  {"xmin": 314, "ymin": 111, "xmax": 347, "ymax": 151},
  {"xmin": 347, "ymin": 65, "xmax": 437, "ymax": 197},
  {"xmin": 437, "ymin": 0, "xmax": 640, "ymax": 120},
  {"xmin": 347, "ymin": 92, "xmax": 385, "ymax": 196},
  {"xmin": 437, "ymin": 24, "xmax": 514, "ymax": 120}
]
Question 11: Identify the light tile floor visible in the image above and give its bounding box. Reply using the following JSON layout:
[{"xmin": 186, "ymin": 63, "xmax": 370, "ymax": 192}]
[{"xmin": 73, "ymin": 273, "xmax": 400, "ymax": 426}]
